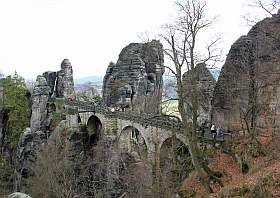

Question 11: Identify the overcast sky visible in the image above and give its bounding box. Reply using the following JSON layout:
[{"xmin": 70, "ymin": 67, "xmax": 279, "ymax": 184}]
[{"xmin": 0, "ymin": 0, "xmax": 267, "ymax": 79}]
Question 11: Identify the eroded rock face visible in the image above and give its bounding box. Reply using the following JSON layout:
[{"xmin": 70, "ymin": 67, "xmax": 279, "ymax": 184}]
[
  {"xmin": 43, "ymin": 71, "xmax": 57, "ymax": 97},
  {"xmin": 183, "ymin": 63, "xmax": 216, "ymax": 125},
  {"xmin": 56, "ymin": 59, "xmax": 75, "ymax": 98},
  {"xmin": 15, "ymin": 128, "xmax": 47, "ymax": 191},
  {"xmin": 76, "ymin": 83, "xmax": 99, "ymax": 102},
  {"xmin": 212, "ymin": 13, "xmax": 280, "ymax": 132},
  {"xmin": 103, "ymin": 40, "xmax": 164, "ymax": 113},
  {"xmin": 30, "ymin": 76, "xmax": 50, "ymax": 133},
  {"xmin": 15, "ymin": 59, "xmax": 76, "ymax": 191},
  {"xmin": 16, "ymin": 75, "xmax": 50, "ymax": 190}
]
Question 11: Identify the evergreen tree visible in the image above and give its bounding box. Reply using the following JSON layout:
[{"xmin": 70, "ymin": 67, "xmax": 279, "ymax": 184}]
[{"xmin": 0, "ymin": 73, "xmax": 31, "ymax": 147}]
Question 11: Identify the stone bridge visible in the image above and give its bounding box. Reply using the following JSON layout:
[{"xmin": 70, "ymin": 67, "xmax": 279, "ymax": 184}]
[{"xmin": 63, "ymin": 99, "xmax": 225, "ymax": 161}]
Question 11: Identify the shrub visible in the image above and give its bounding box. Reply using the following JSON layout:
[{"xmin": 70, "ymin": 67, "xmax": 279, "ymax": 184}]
[
  {"xmin": 0, "ymin": 75, "xmax": 31, "ymax": 147},
  {"xmin": 0, "ymin": 157, "xmax": 14, "ymax": 196}
]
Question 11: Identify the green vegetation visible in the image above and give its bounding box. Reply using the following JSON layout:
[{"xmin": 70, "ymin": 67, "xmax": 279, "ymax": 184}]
[
  {"xmin": 51, "ymin": 99, "xmax": 67, "ymax": 127},
  {"xmin": 0, "ymin": 74, "xmax": 31, "ymax": 147},
  {"xmin": 0, "ymin": 156, "xmax": 14, "ymax": 196},
  {"xmin": 49, "ymin": 98, "xmax": 66, "ymax": 130},
  {"xmin": 54, "ymin": 98, "xmax": 65, "ymax": 111},
  {"xmin": 49, "ymin": 111, "xmax": 63, "ymax": 131}
]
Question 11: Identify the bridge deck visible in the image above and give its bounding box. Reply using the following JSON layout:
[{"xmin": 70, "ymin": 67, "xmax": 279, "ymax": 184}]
[{"xmin": 65, "ymin": 99, "xmax": 231, "ymax": 143}]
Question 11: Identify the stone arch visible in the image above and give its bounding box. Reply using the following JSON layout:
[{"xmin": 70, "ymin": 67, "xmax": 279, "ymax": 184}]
[
  {"xmin": 78, "ymin": 112, "xmax": 105, "ymax": 126},
  {"xmin": 86, "ymin": 115, "xmax": 102, "ymax": 145},
  {"xmin": 159, "ymin": 136, "xmax": 192, "ymax": 191},
  {"xmin": 157, "ymin": 129, "xmax": 188, "ymax": 151},
  {"xmin": 118, "ymin": 125, "xmax": 148, "ymax": 159}
]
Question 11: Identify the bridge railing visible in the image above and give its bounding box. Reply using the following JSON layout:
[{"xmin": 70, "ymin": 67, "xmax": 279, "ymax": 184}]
[
  {"xmin": 65, "ymin": 99, "xmax": 230, "ymax": 142},
  {"xmin": 104, "ymin": 111, "xmax": 183, "ymax": 130},
  {"xmin": 65, "ymin": 99, "xmax": 94, "ymax": 109},
  {"xmin": 64, "ymin": 99, "xmax": 183, "ymax": 130}
]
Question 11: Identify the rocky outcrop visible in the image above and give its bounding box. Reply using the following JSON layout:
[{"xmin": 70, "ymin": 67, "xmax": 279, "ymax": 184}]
[
  {"xmin": 103, "ymin": 40, "xmax": 164, "ymax": 113},
  {"xmin": 16, "ymin": 75, "xmax": 50, "ymax": 190},
  {"xmin": 56, "ymin": 59, "xmax": 75, "ymax": 98},
  {"xmin": 183, "ymin": 63, "xmax": 216, "ymax": 125},
  {"xmin": 76, "ymin": 82, "xmax": 99, "ymax": 101},
  {"xmin": 43, "ymin": 71, "xmax": 57, "ymax": 97},
  {"xmin": 15, "ymin": 128, "xmax": 47, "ymax": 191},
  {"xmin": 30, "ymin": 76, "xmax": 50, "ymax": 133},
  {"xmin": 15, "ymin": 59, "xmax": 76, "ymax": 191},
  {"xmin": 67, "ymin": 129, "xmax": 88, "ymax": 161},
  {"xmin": 212, "ymin": 13, "xmax": 280, "ymax": 132}
]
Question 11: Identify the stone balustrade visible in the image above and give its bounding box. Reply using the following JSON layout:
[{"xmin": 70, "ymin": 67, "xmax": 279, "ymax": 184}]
[{"xmin": 65, "ymin": 99, "xmax": 228, "ymax": 142}]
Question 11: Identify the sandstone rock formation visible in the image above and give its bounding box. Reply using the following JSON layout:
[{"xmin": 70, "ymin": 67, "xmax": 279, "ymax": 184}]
[
  {"xmin": 56, "ymin": 59, "xmax": 75, "ymax": 98},
  {"xmin": 15, "ymin": 59, "xmax": 76, "ymax": 191},
  {"xmin": 15, "ymin": 128, "xmax": 47, "ymax": 190},
  {"xmin": 16, "ymin": 75, "xmax": 50, "ymax": 190},
  {"xmin": 67, "ymin": 128, "xmax": 88, "ymax": 161},
  {"xmin": 43, "ymin": 71, "xmax": 57, "ymax": 97},
  {"xmin": 30, "ymin": 75, "xmax": 51, "ymax": 133},
  {"xmin": 103, "ymin": 40, "xmax": 164, "ymax": 113},
  {"xmin": 183, "ymin": 63, "xmax": 216, "ymax": 125},
  {"xmin": 212, "ymin": 13, "xmax": 280, "ymax": 132},
  {"xmin": 75, "ymin": 82, "xmax": 99, "ymax": 102}
]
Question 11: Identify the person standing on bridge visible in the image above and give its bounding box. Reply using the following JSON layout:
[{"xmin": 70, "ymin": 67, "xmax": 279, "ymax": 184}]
[
  {"xmin": 201, "ymin": 121, "xmax": 206, "ymax": 137},
  {"xmin": 211, "ymin": 124, "xmax": 216, "ymax": 139},
  {"xmin": 217, "ymin": 126, "xmax": 224, "ymax": 140}
]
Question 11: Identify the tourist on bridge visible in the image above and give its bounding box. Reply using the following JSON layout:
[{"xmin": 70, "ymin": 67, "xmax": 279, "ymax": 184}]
[
  {"xmin": 217, "ymin": 126, "xmax": 224, "ymax": 139},
  {"xmin": 211, "ymin": 124, "xmax": 217, "ymax": 139},
  {"xmin": 201, "ymin": 121, "xmax": 207, "ymax": 137}
]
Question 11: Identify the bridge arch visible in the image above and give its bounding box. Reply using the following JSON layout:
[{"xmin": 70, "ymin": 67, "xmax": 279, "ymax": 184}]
[
  {"xmin": 118, "ymin": 125, "xmax": 148, "ymax": 159},
  {"xmin": 159, "ymin": 136, "xmax": 191, "ymax": 192},
  {"xmin": 157, "ymin": 129, "xmax": 188, "ymax": 151},
  {"xmin": 78, "ymin": 112, "xmax": 105, "ymax": 126},
  {"xmin": 86, "ymin": 115, "xmax": 102, "ymax": 145}
]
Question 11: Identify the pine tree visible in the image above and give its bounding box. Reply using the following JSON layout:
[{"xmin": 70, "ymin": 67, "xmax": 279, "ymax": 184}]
[{"xmin": 0, "ymin": 73, "xmax": 31, "ymax": 147}]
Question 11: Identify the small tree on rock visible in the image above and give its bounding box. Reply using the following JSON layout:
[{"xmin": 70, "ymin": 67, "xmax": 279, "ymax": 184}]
[{"xmin": 160, "ymin": 0, "xmax": 222, "ymax": 193}]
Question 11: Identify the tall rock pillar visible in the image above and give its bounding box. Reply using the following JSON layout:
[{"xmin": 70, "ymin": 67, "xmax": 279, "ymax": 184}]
[
  {"xmin": 183, "ymin": 63, "xmax": 216, "ymax": 125},
  {"xmin": 56, "ymin": 59, "xmax": 75, "ymax": 98},
  {"xmin": 212, "ymin": 12, "xmax": 280, "ymax": 132},
  {"xmin": 102, "ymin": 40, "xmax": 164, "ymax": 114},
  {"xmin": 30, "ymin": 76, "xmax": 51, "ymax": 133}
]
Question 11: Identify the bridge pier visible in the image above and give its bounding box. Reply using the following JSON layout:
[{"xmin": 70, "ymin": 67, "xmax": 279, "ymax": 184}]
[{"xmin": 65, "ymin": 114, "xmax": 79, "ymax": 128}]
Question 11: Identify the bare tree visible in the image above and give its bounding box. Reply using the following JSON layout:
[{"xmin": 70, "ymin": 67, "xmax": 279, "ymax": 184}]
[
  {"xmin": 137, "ymin": 31, "xmax": 152, "ymax": 43},
  {"xmin": 160, "ymin": 0, "xmax": 222, "ymax": 193},
  {"xmin": 252, "ymin": 0, "xmax": 280, "ymax": 16},
  {"xmin": 244, "ymin": 0, "xmax": 280, "ymax": 26}
]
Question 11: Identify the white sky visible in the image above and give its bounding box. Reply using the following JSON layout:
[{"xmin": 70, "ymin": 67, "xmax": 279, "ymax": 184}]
[{"xmin": 0, "ymin": 0, "xmax": 267, "ymax": 79}]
